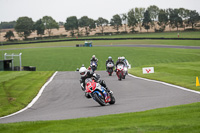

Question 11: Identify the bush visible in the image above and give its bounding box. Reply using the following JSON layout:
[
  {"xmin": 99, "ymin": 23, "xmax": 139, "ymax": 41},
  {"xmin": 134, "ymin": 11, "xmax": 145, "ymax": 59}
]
[
  {"xmin": 95, "ymin": 33, "xmax": 103, "ymax": 36},
  {"xmin": 104, "ymin": 32, "xmax": 113, "ymax": 35},
  {"xmin": 120, "ymin": 31, "xmax": 128, "ymax": 34},
  {"xmin": 184, "ymin": 28, "xmax": 199, "ymax": 31},
  {"xmin": 155, "ymin": 28, "xmax": 165, "ymax": 32}
]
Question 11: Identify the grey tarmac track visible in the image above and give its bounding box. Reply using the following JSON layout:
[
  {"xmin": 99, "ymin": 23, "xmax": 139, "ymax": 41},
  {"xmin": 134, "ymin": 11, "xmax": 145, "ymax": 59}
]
[
  {"xmin": 2, "ymin": 44, "xmax": 200, "ymax": 51},
  {"xmin": 0, "ymin": 71, "xmax": 200, "ymax": 123}
]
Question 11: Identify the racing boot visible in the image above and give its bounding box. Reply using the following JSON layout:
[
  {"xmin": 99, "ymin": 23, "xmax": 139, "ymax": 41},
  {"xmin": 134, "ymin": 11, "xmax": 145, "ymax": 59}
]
[{"xmin": 85, "ymin": 92, "xmax": 91, "ymax": 98}]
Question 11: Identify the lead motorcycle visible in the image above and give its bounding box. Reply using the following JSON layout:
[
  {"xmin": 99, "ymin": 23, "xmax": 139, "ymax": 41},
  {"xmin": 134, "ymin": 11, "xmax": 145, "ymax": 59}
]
[
  {"xmin": 106, "ymin": 62, "xmax": 114, "ymax": 76},
  {"xmin": 90, "ymin": 61, "xmax": 97, "ymax": 72},
  {"xmin": 85, "ymin": 78, "xmax": 115, "ymax": 106},
  {"xmin": 116, "ymin": 64, "xmax": 124, "ymax": 80}
]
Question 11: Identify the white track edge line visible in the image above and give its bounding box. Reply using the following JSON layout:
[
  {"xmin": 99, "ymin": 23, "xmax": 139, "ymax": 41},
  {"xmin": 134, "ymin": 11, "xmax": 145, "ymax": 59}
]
[
  {"xmin": 128, "ymin": 73, "xmax": 200, "ymax": 95},
  {"xmin": 0, "ymin": 71, "xmax": 58, "ymax": 120}
]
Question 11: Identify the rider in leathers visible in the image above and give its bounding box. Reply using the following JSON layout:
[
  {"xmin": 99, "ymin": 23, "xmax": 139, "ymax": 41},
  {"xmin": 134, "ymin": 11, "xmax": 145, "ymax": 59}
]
[
  {"xmin": 90, "ymin": 55, "xmax": 98, "ymax": 63},
  {"xmin": 115, "ymin": 57, "xmax": 126, "ymax": 71},
  {"xmin": 105, "ymin": 56, "xmax": 115, "ymax": 71},
  {"xmin": 79, "ymin": 66, "xmax": 111, "ymax": 98}
]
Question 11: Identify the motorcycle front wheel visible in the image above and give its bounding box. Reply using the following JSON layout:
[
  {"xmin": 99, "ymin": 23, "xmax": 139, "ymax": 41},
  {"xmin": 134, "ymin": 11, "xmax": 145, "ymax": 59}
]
[
  {"xmin": 93, "ymin": 93, "xmax": 106, "ymax": 106},
  {"xmin": 109, "ymin": 93, "xmax": 115, "ymax": 105}
]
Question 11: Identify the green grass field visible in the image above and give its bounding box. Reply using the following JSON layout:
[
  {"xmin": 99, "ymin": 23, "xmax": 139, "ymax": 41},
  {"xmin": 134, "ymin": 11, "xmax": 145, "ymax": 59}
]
[
  {"xmin": 88, "ymin": 30, "xmax": 200, "ymax": 38},
  {"xmin": 0, "ymin": 71, "xmax": 54, "ymax": 117},
  {"xmin": 1, "ymin": 31, "xmax": 200, "ymax": 49},
  {"xmin": 1, "ymin": 40, "xmax": 200, "ymax": 50},
  {"xmin": 0, "ymin": 33, "xmax": 200, "ymax": 132},
  {"xmin": 0, "ymin": 102, "xmax": 200, "ymax": 133}
]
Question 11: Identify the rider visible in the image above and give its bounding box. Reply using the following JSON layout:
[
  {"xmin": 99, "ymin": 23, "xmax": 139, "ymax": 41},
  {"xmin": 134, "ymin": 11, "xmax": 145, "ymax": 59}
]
[
  {"xmin": 79, "ymin": 66, "xmax": 111, "ymax": 98},
  {"xmin": 115, "ymin": 57, "xmax": 126, "ymax": 71},
  {"xmin": 121, "ymin": 56, "xmax": 127, "ymax": 67},
  {"xmin": 105, "ymin": 56, "xmax": 114, "ymax": 71},
  {"xmin": 90, "ymin": 55, "xmax": 98, "ymax": 64}
]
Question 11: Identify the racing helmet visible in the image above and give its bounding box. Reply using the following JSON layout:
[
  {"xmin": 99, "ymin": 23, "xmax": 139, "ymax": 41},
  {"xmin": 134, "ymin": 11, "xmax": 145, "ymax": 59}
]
[
  {"xmin": 92, "ymin": 55, "xmax": 96, "ymax": 59},
  {"xmin": 121, "ymin": 56, "xmax": 125, "ymax": 60},
  {"xmin": 118, "ymin": 57, "xmax": 122, "ymax": 61},
  {"xmin": 79, "ymin": 67, "xmax": 87, "ymax": 77},
  {"xmin": 108, "ymin": 56, "xmax": 112, "ymax": 61}
]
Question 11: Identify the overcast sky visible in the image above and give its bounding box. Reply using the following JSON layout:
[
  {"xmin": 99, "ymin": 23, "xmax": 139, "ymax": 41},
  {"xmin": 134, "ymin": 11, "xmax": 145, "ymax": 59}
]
[{"xmin": 1, "ymin": 0, "xmax": 200, "ymax": 22}]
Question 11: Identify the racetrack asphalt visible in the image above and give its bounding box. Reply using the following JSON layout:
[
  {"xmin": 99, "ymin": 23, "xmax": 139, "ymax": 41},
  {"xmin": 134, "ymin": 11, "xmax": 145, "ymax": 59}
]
[
  {"xmin": 2, "ymin": 44, "xmax": 200, "ymax": 51},
  {"xmin": 0, "ymin": 71, "xmax": 200, "ymax": 123}
]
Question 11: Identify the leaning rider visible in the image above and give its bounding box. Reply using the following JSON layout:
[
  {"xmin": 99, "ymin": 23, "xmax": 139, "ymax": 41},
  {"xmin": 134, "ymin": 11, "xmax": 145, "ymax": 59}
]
[
  {"xmin": 79, "ymin": 66, "xmax": 111, "ymax": 98},
  {"xmin": 105, "ymin": 56, "xmax": 115, "ymax": 71}
]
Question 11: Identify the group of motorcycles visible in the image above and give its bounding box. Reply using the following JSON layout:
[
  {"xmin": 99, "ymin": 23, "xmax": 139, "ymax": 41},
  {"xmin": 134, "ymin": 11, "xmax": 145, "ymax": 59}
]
[
  {"xmin": 106, "ymin": 61, "xmax": 128, "ymax": 81},
  {"xmin": 91, "ymin": 60, "xmax": 128, "ymax": 81},
  {"xmin": 81, "ymin": 59, "xmax": 128, "ymax": 106}
]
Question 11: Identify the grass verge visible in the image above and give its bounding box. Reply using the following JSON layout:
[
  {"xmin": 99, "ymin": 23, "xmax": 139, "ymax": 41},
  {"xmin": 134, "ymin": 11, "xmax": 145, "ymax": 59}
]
[
  {"xmin": 129, "ymin": 61, "xmax": 200, "ymax": 92},
  {"xmin": 0, "ymin": 71, "xmax": 54, "ymax": 117},
  {"xmin": 0, "ymin": 102, "xmax": 200, "ymax": 133}
]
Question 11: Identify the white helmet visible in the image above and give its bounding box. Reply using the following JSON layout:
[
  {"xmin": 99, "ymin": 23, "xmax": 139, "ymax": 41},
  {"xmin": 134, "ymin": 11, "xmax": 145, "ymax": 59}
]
[
  {"xmin": 121, "ymin": 56, "xmax": 125, "ymax": 60},
  {"xmin": 92, "ymin": 55, "xmax": 96, "ymax": 58},
  {"xmin": 79, "ymin": 67, "xmax": 87, "ymax": 77},
  {"xmin": 108, "ymin": 56, "xmax": 112, "ymax": 60}
]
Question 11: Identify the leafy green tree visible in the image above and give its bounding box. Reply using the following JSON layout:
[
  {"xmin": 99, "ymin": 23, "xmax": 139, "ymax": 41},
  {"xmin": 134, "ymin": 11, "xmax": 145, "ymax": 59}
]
[
  {"xmin": 134, "ymin": 7, "xmax": 145, "ymax": 32},
  {"xmin": 178, "ymin": 8, "xmax": 190, "ymax": 29},
  {"xmin": 15, "ymin": 17, "xmax": 34, "ymax": 39},
  {"xmin": 147, "ymin": 5, "xmax": 160, "ymax": 21},
  {"xmin": 79, "ymin": 16, "xmax": 96, "ymax": 36},
  {"xmin": 147, "ymin": 5, "xmax": 159, "ymax": 29},
  {"xmin": 188, "ymin": 10, "xmax": 200, "ymax": 29},
  {"xmin": 158, "ymin": 9, "xmax": 168, "ymax": 31},
  {"xmin": 4, "ymin": 30, "xmax": 14, "ymax": 41},
  {"xmin": 169, "ymin": 9, "xmax": 183, "ymax": 31},
  {"xmin": 142, "ymin": 10, "xmax": 152, "ymax": 32},
  {"xmin": 42, "ymin": 16, "xmax": 59, "ymax": 36},
  {"xmin": 121, "ymin": 13, "xmax": 128, "ymax": 32},
  {"xmin": 127, "ymin": 9, "xmax": 138, "ymax": 33},
  {"xmin": 0, "ymin": 21, "xmax": 16, "ymax": 29},
  {"xmin": 64, "ymin": 16, "xmax": 78, "ymax": 37},
  {"xmin": 34, "ymin": 19, "xmax": 45, "ymax": 36},
  {"xmin": 110, "ymin": 14, "xmax": 122, "ymax": 32},
  {"xmin": 96, "ymin": 17, "xmax": 109, "ymax": 34}
]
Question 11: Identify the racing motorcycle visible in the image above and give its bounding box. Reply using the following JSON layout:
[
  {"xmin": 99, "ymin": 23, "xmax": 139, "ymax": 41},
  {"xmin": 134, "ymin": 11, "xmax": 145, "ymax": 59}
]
[
  {"xmin": 90, "ymin": 61, "xmax": 97, "ymax": 72},
  {"xmin": 85, "ymin": 78, "xmax": 115, "ymax": 106},
  {"xmin": 106, "ymin": 62, "xmax": 114, "ymax": 76},
  {"xmin": 123, "ymin": 66, "xmax": 128, "ymax": 79},
  {"xmin": 116, "ymin": 64, "xmax": 124, "ymax": 80}
]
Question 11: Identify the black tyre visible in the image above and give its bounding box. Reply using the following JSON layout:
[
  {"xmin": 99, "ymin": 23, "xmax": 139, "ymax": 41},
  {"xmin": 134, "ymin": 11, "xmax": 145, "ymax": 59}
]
[
  {"xmin": 119, "ymin": 73, "xmax": 122, "ymax": 80},
  {"xmin": 109, "ymin": 93, "xmax": 115, "ymax": 105},
  {"xmin": 93, "ymin": 93, "xmax": 106, "ymax": 106}
]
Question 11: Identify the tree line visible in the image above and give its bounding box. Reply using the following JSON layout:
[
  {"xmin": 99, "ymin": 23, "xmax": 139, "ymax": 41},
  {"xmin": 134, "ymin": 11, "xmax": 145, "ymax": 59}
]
[{"xmin": 1, "ymin": 5, "xmax": 200, "ymax": 41}]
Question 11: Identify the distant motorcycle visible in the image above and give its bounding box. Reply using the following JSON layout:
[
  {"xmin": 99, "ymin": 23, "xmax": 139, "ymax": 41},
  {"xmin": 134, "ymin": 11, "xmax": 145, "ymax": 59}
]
[
  {"xmin": 85, "ymin": 78, "xmax": 115, "ymax": 106},
  {"xmin": 90, "ymin": 61, "xmax": 97, "ymax": 72},
  {"xmin": 123, "ymin": 66, "xmax": 128, "ymax": 79},
  {"xmin": 116, "ymin": 64, "xmax": 125, "ymax": 80},
  {"xmin": 106, "ymin": 62, "xmax": 114, "ymax": 76}
]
